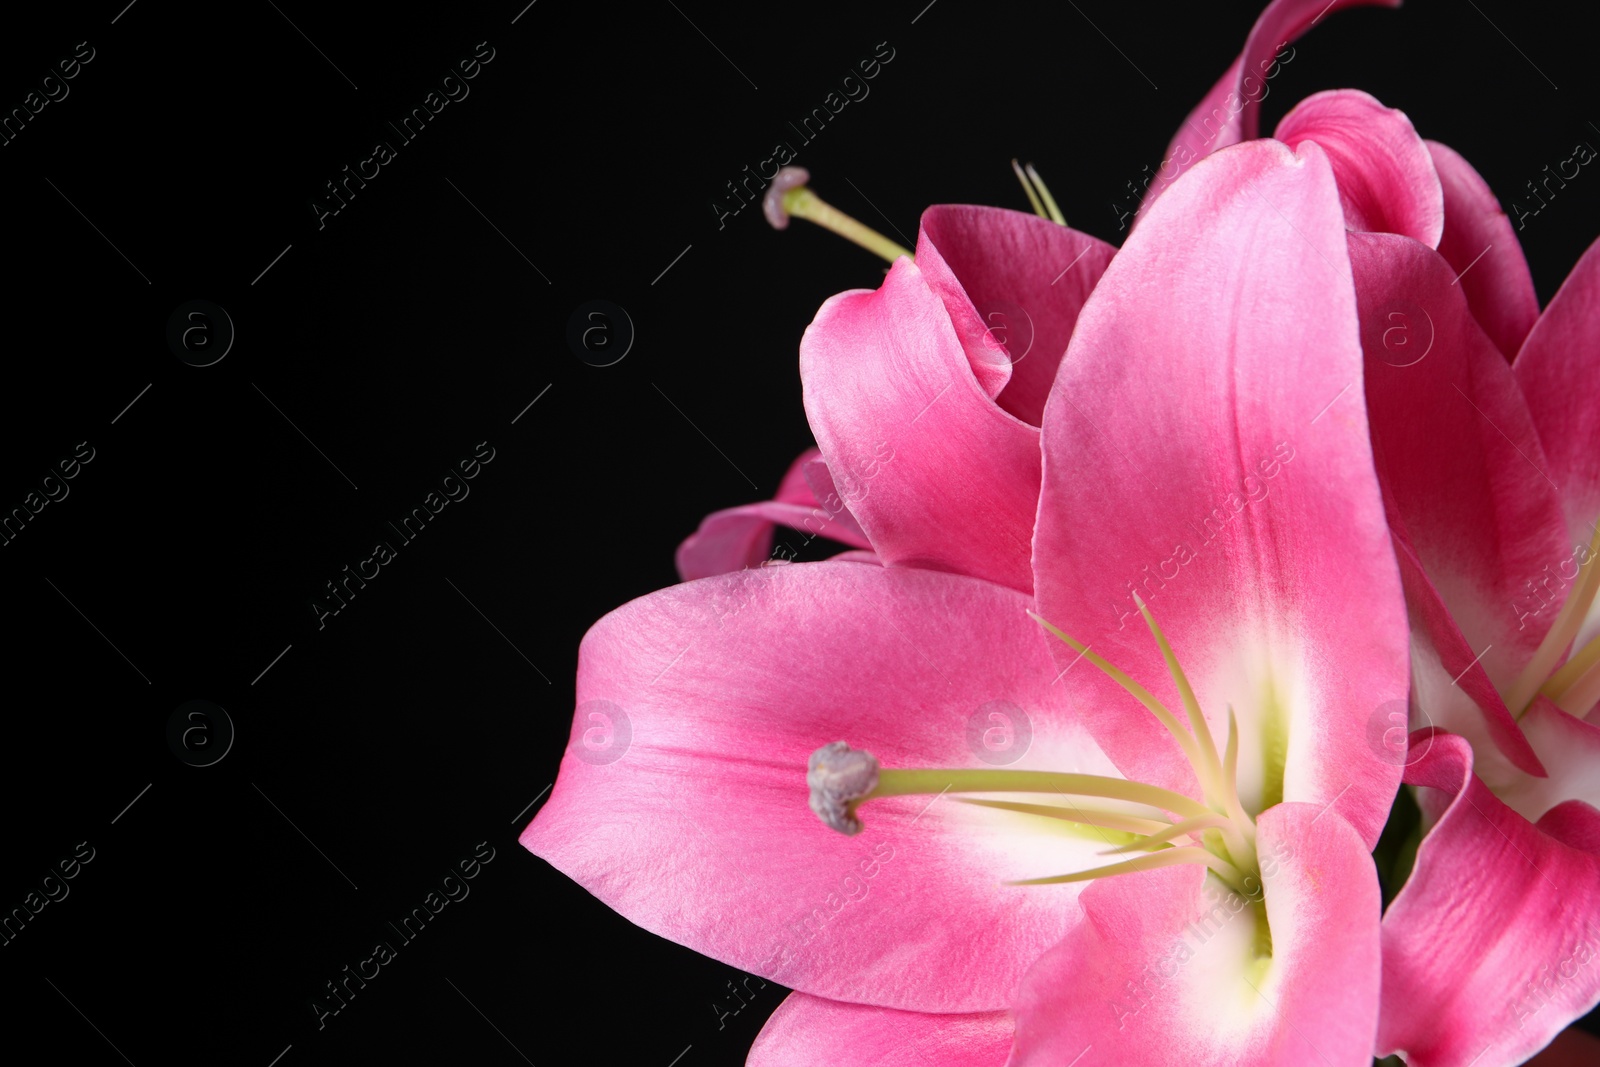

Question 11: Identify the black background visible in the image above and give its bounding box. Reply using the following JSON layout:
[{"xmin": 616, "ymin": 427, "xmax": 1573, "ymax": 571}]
[{"xmin": 1, "ymin": 1, "xmax": 1596, "ymax": 1065}]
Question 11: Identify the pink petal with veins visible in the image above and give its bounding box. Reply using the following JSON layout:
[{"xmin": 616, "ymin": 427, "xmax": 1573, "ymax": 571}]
[
  {"xmin": 1379, "ymin": 731, "xmax": 1600, "ymax": 1067},
  {"xmin": 676, "ymin": 448, "xmax": 870, "ymax": 581},
  {"xmin": 1011, "ymin": 803, "xmax": 1381, "ymax": 1066},
  {"xmin": 800, "ymin": 260, "xmax": 1041, "ymax": 593},
  {"xmin": 1351, "ymin": 231, "xmax": 1570, "ymax": 769},
  {"xmin": 523, "ymin": 562, "xmax": 1129, "ymax": 1012},
  {"xmin": 916, "ymin": 205, "xmax": 1115, "ymax": 426},
  {"xmin": 748, "ymin": 993, "xmax": 1011, "ymax": 1067},
  {"xmin": 1432, "ymin": 140, "xmax": 1540, "ymax": 359},
  {"xmin": 1516, "ymin": 237, "xmax": 1600, "ymax": 555},
  {"xmin": 1274, "ymin": 89, "xmax": 1443, "ymax": 246}
]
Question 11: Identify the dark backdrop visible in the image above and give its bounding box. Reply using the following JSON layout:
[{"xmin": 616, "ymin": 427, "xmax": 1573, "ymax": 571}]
[{"xmin": 1, "ymin": 2, "xmax": 1596, "ymax": 1065}]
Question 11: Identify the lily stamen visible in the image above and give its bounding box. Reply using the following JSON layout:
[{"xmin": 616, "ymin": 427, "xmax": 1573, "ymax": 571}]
[
  {"xmin": 1550, "ymin": 653, "xmax": 1600, "ymax": 717},
  {"xmin": 871, "ymin": 766, "xmax": 1215, "ymax": 819},
  {"xmin": 1011, "ymin": 159, "xmax": 1048, "ymax": 219},
  {"xmin": 1010, "ymin": 159, "xmax": 1067, "ymax": 226},
  {"xmin": 1025, "ymin": 605, "xmax": 1260, "ymax": 873},
  {"xmin": 762, "ymin": 166, "xmax": 913, "ymax": 264},
  {"xmin": 1097, "ymin": 812, "xmax": 1236, "ymax": 855},
  {"xmin": 1132, "ymin": 594, "xmax": 1229, "ymax": 806},
  {"xmin": 1026, "ymin": 611, "xmax": 1215, "ymax": 791},
  {"xmin": 808, "ymin": 602, "xmax": 1268, "ymax": 902},
  {"xmin": 1505, "ymin": 520, "xmax": 1600, "ymax": 717},
  {"xmin": 952, "ymin": 797, "xmax": 1174, "ymax": 838},
  {"xmin": 1540, "ymin": 627, "xmax": 1600, "ymax": 700},
  {"xmin": 807, "ymin": 741, "xmax": 1254, "ymax": 892},
  {"xmin": 1009, "ymin": 847, "xmax": 1248, "ymax": 891}
]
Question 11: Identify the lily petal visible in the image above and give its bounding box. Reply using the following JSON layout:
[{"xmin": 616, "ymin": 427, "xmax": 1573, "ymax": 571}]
[
  {"xmin": 1009, "ymin": 803, "xmax": 1382, "ymax": 1066},
  {"xmin": 1495, "ymin": 696, "xmax": 1600, "ymax": 821},
  {"xmin": 1396, "ymin": 530, "xmax": 1548, "ymax": 779},
  {"xmin": 800, "ymin": 259, "xmax": 1041, "ymax": 593},
  {"xmin": 748, "ymin": 993, "xmax": 1011, "ymax": 1067},
  {"xmin": 1515, "ymin": 238, "xmax": 1600, "ymax": 658},
  {"xmin": 916, "ymin": 205, "xmax": 1115, "ymax": 427},
  {"xmin": 675, "ymin": 449, "xmax": 871, "ymax": 581},
  {"xmin": 1142, "ymin": 0, "xmax": 1401, "ymax": 218},
  {"xmin": 1273, "ymin": 89, "xmax": 1443, "ymax": 246},
  {"xmin": 1034, "ymin": 139, "xmax": 1407, "ymax": 846},
  {"xmin": 1515, "ymin": 237, "xmax": 1600, "ymax": 551},
  {"xmin": 1431, "ymin": 140, "xmax": 1540, "ymax": 359},
  {"xmin": 1378, "ymin": 731, "xmax": 1600, "ymax": 1067},
  {"xmin": 1539, "ymin": 797, "xmax": 1600, "ymax": 853},
  {"xmin": 1351, "ymin": 231, "xmax": 1571, "ymax": 738},
  {"xmin": 523, "ymin": 562, "xmax": 1120, "ymax": 1012}
]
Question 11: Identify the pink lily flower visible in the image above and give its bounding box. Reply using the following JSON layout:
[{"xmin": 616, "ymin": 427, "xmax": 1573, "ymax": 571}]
[
  {"xmin": 676, "ymin": 193, "xmax": 1115, "ymax": 591},
  {"xmin": 1148, "ymin": 0, "xmax": 1541, "ymax": 361},
  {"xmin": 522, "ymin": 137, "xmax": 1409, "ymax": 1065},
  {"xmin": 1356, "ymin": 223, "xmax": 1600, "ymax": 1065},
  {"xmin": 1150, "ymin": 41, "xmax": 1600, "ymax": 1066},
  {"xmin": 1146, "ymin": 24, "xmax": 1600, "ymax": 1060}
]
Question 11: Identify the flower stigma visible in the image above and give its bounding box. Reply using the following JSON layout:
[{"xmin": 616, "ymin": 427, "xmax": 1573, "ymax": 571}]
[
  {"xmin": 807, "ymin": 594, "xmax": 1272, "ymax": 959},
  {"xmin": 762, "ymin": 166, "xmax": 913, "ymax": 264},
  {"xmin": 765, "ymin": 160, "xmax": 1067, "ymax": 265}
]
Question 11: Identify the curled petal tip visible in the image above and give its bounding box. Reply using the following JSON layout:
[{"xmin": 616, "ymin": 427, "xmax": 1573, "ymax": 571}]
[
  {"xmin": 763, "ymin": 166, "xmax": 811, "ymax": 230},
  {"xmin": 807, "ymin": 741, "xmax": 879, "ymax": 835}
]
